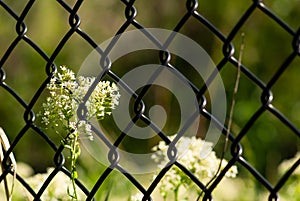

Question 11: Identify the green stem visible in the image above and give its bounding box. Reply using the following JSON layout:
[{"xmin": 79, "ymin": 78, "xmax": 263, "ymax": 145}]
[
  {"xmin": 174, "ymin": 186, "xmax": 179, "ymax": 201},
  {"xmin": 70, "ymin": 134, "xmax": 78, "ymax": 200}
]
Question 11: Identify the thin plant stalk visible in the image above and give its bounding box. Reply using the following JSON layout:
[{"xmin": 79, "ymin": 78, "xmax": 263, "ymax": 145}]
[{"xmin": 196, "ymin": 33, "xmax": 245, "ymax": 201}]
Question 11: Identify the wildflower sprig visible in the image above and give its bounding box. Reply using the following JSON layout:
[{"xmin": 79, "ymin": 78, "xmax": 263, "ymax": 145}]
[
  {"xmin": 131, "ymin": 136, "xmax": 238, "ymax": 201},
  {"xmin": 40, "ymin": 66, "xmax": 120, "ymax": 200}
]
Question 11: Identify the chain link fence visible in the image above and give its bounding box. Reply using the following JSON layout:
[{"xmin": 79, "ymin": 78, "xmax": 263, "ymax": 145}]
[{"xmin": 0, "ymin": 0, "xmax": 299, "ymax": 200}]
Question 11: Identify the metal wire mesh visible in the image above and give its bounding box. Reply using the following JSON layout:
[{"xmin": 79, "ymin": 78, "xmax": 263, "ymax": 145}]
[{"xmin": 0, "ymin": 0, "xmax": 299, "ymax": 200}]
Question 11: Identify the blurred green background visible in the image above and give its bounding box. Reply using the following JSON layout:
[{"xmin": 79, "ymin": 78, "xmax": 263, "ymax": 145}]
[{"xmin": 0, "ymin": 0, "xmax": 299, "ymax": 200}]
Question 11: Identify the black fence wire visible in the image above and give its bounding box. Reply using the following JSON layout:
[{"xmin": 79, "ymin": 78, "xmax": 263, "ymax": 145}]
[{"xmin": 0, "ymin": 0, "xmax": 299, "ymax": 201}]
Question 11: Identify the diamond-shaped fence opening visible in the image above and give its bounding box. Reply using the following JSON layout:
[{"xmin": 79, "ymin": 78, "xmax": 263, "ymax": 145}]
[{"xmin": 0, "ymin": 1, "xmax": 299, "ymax": 201}]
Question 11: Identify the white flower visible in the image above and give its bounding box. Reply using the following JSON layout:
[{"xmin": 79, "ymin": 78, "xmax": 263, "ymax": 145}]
[
  {"xmin": 25, "ymin": 168, "xmax": 85, "ymax": 201},
  {"xmin": 130, "ymin": 192, "xmax": 144, "ymax": 201},
  {"xmin": 78, "ymin": 120, "xmax": 93, "ymax": 140},
  {"xmin": 151, "ymin": 135, "xmax": 238, "ymax": 200},
  {"xmin": 39, "ymin": 66, "xmax": 120, "ymax": 200},
  {"xmin": 40, "ymin": 65, "xmax": 120, "ymax": 137}
]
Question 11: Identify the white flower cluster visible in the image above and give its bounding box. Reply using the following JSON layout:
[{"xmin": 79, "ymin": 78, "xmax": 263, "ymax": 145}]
[
  {"xmin": 25, "ymin": 167, "xmax": 85, "ymax": 201},
  {"xmin": 130, "ymin": 192, "xmax": 144, "ymax": 201},
  {"xmin": 41, "ymin": 65, "xmax": 120, "ymax": 140},
  {"xmin": 0, "ymin": 163, "xmax": 85, "ymax": 201},
  {"xmin": 40, "ymin": 66, "xmax": 120, "ymax": 199},
  {"xmin": 131, "ymin": 135, "xmax": 238, "ymax": 201}
]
